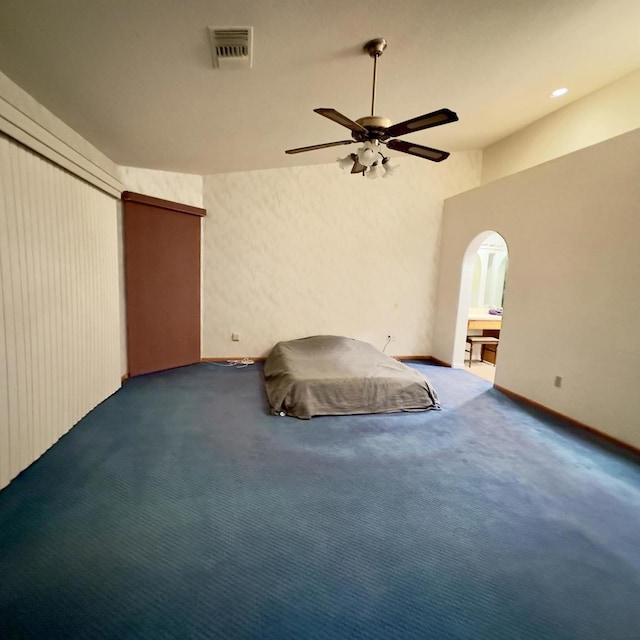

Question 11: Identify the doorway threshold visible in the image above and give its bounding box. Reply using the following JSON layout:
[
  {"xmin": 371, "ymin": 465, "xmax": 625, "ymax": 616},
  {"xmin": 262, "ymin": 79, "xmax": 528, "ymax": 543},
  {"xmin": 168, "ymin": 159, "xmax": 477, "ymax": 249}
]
[{"xmin": 464, "ymin": 361, "xmax": 496, "ymax": 384}]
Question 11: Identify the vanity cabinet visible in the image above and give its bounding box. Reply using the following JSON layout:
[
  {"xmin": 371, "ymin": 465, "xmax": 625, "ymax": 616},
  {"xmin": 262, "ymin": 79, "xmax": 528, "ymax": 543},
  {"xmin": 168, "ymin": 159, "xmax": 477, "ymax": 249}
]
[{"xmin": 467, "ymin": 317, "xmax": 501, "ymax": 364}]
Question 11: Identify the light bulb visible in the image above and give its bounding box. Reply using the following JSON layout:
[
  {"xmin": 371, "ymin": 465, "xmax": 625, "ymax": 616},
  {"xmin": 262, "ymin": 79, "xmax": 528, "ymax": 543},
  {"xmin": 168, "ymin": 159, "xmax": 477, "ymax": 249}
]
[
  {"xmin": 367, "ymin": 162, "xmax": 382, "ymax": 179},
  {"xmin": 357, "ymin": 142, "xmax": 378, "ymax": 167},
  {"xmin": 382, "ymin": 157, "xmax": 397, "ymax": 178},
  {"xmin": 337, "ymin": 154, "xmax": 355, "ymax": 171}
]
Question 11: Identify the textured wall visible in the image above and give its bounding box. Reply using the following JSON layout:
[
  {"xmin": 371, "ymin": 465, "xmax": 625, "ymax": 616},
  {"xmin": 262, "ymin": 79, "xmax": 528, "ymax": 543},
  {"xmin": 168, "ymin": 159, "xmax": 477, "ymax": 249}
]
[
  {"xmin": 202, "ymin": 153, "xmax": 481, "ymax": 358},
  {"xmin": 0, "ymin": 134, "xmax": 121, "ymax": 489},
  {"xmin": 118, "ymin": 166, "xmax": 203, "ymax": 208}
]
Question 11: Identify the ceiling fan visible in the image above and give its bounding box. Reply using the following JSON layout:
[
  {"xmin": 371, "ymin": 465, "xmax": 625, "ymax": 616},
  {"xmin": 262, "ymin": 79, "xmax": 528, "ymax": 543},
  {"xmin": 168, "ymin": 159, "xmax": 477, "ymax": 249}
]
[{"xmin": 285, "ymin": 38, "xmax": 459, "ymax": 176}]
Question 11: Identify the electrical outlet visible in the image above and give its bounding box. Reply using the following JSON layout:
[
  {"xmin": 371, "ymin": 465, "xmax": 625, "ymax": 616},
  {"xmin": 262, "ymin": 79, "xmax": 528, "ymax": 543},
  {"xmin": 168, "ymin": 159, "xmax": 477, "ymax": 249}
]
[
  {"xmin": 554, "ymin": 376, "xmax": 562, "ymax": 388},
  {"xmin": 231, "ymin": 333, "xmax": 240, "ymax": 342}
]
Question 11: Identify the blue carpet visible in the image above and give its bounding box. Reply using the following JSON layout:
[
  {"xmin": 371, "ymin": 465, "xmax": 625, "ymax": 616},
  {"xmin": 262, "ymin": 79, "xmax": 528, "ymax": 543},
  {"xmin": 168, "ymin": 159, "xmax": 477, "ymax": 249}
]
[{"xmin": 1, "ymin": 362, "xmax": 639, "ymax": 639}]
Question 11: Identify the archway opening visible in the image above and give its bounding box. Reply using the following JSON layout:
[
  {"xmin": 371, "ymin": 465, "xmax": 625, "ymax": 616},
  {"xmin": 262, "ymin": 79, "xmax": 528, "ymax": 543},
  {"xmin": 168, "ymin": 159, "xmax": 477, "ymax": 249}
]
[{"xmin": 452, "ymin": 231, "xmax": 509, "ymax": 381}]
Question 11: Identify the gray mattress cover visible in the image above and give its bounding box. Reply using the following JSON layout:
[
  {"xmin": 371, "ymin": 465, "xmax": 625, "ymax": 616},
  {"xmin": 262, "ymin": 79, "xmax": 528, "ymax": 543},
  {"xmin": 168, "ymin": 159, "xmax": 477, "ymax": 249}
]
[{"xmin": 264, "ymin": 335, "xmax": 440, "ymax": 419}]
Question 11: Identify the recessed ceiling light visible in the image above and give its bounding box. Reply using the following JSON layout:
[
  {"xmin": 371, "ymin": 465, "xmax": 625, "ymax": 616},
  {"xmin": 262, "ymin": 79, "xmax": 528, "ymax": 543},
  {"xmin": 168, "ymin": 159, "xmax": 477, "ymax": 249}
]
[{"xmin": 550, "ymin": 87, "xmax": 569, "ymax": 98}]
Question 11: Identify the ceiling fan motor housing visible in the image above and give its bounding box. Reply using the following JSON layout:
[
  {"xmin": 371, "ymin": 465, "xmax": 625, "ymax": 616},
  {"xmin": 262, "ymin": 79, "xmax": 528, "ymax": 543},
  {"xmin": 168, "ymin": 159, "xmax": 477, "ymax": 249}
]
[{"xmin": 353, "ymin": 116, "xmax": 392, "ymax": 141}]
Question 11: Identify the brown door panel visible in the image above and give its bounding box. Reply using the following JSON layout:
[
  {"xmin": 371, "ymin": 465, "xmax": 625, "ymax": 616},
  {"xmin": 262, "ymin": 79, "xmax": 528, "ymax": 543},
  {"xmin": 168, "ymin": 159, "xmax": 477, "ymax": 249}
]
[{"xmin": 123, "ymin": 194, "xmax": 205, "ymax": 377}]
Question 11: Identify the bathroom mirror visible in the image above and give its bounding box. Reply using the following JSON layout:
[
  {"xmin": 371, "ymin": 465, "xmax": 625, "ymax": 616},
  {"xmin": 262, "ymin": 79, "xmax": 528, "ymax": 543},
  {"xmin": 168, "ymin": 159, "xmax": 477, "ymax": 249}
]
[{"xmin": 470, "ymin": 233, "xmax": 508, "ymax": 308}]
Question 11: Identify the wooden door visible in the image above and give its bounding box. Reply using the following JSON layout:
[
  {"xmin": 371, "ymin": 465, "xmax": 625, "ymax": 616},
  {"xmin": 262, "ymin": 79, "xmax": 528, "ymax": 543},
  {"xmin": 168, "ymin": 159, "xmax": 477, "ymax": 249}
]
[{"xmin": 123, "ymin": 192, "xmax": 206, "ymax": 377}]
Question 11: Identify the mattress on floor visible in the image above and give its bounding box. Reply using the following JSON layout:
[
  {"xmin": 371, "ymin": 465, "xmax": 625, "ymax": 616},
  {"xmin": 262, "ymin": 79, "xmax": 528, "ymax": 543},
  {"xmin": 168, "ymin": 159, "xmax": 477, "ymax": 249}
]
[{"xmin": 264, "ymin": 335, "xmax": 440, "ymax": 419}]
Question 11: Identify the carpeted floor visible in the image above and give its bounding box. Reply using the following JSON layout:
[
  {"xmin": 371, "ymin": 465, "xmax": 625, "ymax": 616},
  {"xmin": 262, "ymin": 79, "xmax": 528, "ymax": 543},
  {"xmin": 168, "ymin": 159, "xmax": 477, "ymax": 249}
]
[{"xmin": 1, "ymin": 362, "xmax": 639, "ymax": 639}]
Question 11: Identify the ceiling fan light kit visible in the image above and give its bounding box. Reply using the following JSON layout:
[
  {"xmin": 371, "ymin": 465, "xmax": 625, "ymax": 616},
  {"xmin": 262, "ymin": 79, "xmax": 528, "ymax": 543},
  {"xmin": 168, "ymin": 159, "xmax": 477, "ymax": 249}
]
[{"xmin": 285, "ymin": 38, "xmax": 458, "ymax": 179}]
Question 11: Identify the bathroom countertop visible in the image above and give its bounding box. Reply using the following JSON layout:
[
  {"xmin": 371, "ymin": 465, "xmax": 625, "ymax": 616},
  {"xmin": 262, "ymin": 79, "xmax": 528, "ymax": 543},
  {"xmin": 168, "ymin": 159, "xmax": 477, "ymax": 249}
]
[{"xmin": 468, "ymin": 313, "xmax": 502, "ymax": 321}]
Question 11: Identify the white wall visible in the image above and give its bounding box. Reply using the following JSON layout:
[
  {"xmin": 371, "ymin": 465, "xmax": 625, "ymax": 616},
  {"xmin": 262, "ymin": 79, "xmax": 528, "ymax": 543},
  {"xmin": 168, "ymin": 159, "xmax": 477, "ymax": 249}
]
[
  {"xmin": 118, "ymin": 166, "xmax": 203, "ymax": 208},
  {"xmin": 433, "ymin": 128, "xmax": 640, "ymax": 449},
  {"xmin": 202, "ymin": 153, "xmax": 481, "ymax": 358},
  {"xmin": 482, "ymin": 69, "xmax": 640, "ymax": 183},
  {"xmin": 0, "ymin": 133, "xmax": 121, "ymax": 490}
]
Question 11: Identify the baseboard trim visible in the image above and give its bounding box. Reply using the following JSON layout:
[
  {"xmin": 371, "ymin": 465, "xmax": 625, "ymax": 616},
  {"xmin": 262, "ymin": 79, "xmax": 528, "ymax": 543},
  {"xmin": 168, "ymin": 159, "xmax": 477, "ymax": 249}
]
[
  {"xmin": 201, "ymin": 357, "xmax": 266, "ymax": 363},
  {"xmin": 201, "ymin": 355, "xmax": 440, "ymax": 364},
  {"xmin": 200, "ymin": 355, "xmax": 449, "ymax": 365},
  {"xmin": 494, "ymin": 384, "xmax": 640, "ymax": 457},
  {"xmin": 425, "ymin": 356, "xmax": 452, "ymax": 367}
]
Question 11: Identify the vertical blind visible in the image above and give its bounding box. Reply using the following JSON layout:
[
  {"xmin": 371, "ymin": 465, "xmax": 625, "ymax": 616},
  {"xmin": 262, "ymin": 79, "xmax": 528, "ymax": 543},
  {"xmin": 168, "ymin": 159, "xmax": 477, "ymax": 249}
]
[{"xmin": 0, "ymin": 134, "xmax": 121, "ymax": 489}]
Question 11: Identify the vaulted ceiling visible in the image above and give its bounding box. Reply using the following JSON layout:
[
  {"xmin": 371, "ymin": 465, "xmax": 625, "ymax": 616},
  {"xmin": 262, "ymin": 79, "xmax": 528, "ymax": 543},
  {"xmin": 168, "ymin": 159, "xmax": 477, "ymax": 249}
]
[{"xmin": 1, "ymin": 0, "xmax": 639, "ymax": 175}]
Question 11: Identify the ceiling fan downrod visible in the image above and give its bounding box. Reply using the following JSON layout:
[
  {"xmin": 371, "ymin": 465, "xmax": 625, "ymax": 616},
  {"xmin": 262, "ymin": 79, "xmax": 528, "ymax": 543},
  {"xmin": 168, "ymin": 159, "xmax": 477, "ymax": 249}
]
[{"xmin": 365, "ymin": 38, "xmax": 387, "ymax": 117}]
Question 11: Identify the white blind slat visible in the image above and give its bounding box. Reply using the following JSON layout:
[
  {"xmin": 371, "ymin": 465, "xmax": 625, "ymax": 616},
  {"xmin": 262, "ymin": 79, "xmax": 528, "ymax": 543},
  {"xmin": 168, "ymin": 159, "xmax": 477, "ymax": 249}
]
[{"xmin": 0, "ymin": 134, "xmax": 121, "ymax": 490}]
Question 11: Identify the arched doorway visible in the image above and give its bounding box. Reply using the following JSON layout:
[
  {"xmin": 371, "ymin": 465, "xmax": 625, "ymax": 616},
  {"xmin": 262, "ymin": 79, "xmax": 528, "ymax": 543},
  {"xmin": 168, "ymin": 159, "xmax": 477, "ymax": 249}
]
[{"xmin": 452, "ymin": 231, "xmax": 509, "ymax": 381}]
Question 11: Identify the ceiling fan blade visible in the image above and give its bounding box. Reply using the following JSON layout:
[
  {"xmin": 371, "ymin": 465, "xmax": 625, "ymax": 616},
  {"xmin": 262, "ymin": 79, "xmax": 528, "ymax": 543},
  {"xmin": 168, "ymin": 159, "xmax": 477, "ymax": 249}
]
[
  {"xmin": 386, "ymin": 139, "xmax": 450, "ymax": 162},
  {"xmin": 314, "ymin": 108, "xmax": 368, "ymax": 134},
  {"xmin": 285, "ymin": 140, "xmax": 355, "ymax": 154},
  {"xmin": 383, "ymin": 108, "xmax": 458, "ymax": 139}
]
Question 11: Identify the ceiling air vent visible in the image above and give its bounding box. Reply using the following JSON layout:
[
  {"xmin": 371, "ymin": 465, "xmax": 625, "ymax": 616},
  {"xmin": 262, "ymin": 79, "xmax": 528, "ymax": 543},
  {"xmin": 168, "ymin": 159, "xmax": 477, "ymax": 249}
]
[{"xmin": 208, "ymin": 27, "xmax": 253, "ymax": 70}]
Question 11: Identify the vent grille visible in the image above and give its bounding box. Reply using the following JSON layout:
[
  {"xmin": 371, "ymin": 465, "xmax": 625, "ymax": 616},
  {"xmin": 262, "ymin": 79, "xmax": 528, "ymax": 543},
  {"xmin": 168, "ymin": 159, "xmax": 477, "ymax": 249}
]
[{"xmin": 208, "ymin": 27, "xmax": 253, "ymax": 70}]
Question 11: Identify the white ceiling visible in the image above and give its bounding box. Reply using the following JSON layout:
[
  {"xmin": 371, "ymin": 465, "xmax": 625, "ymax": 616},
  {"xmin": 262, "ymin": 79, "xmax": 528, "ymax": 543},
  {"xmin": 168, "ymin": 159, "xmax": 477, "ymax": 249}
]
[{"xmin": 1, "ymin": 0, "xmax": 639, "ymax": 175}]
